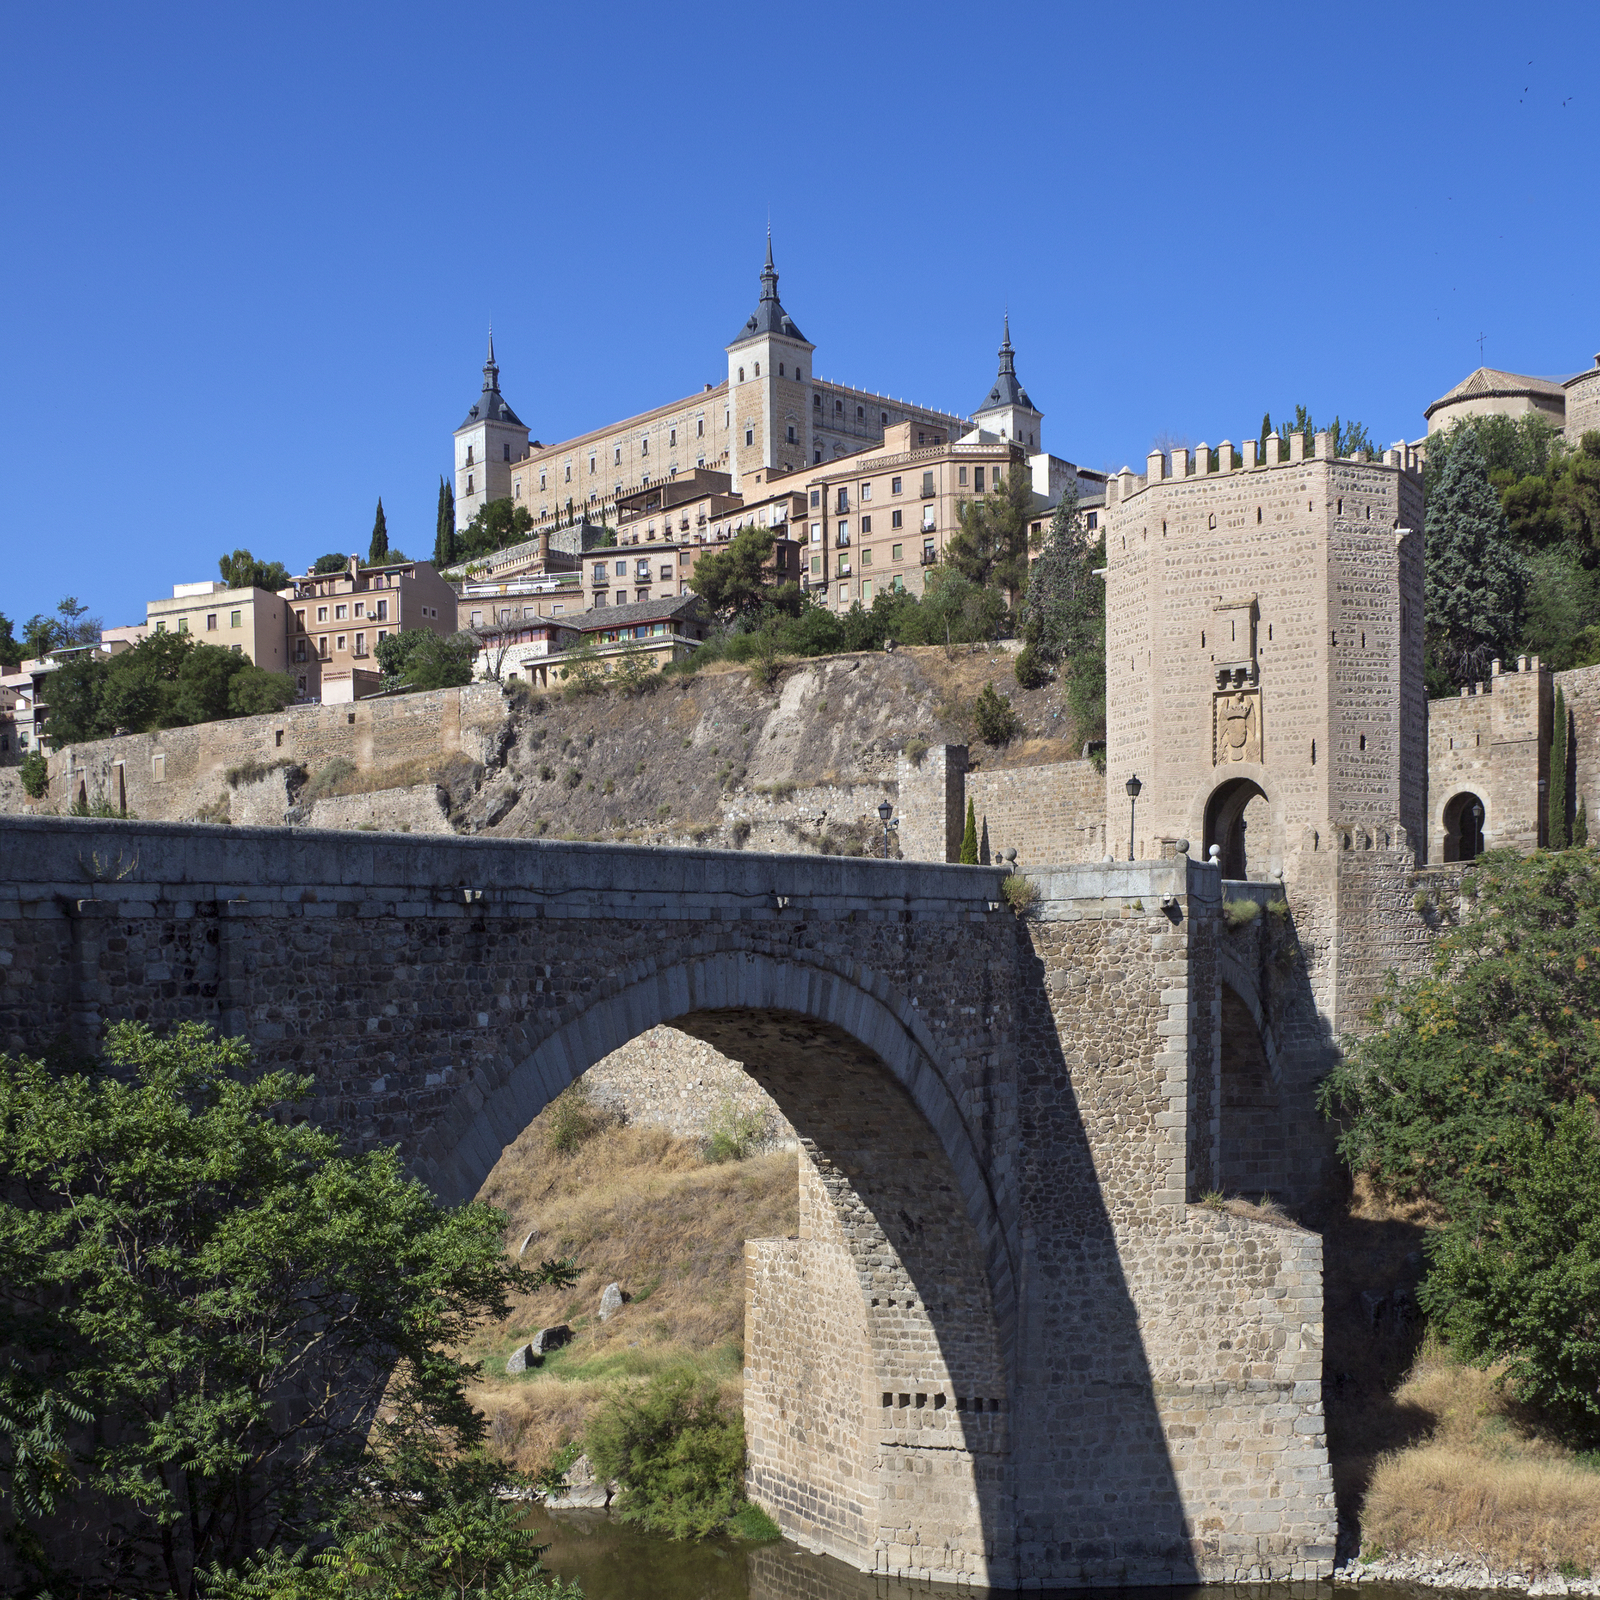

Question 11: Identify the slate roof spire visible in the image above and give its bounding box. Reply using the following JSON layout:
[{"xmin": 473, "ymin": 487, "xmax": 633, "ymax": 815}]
[
  {"xmin": 976, "ymin": 311, "xmax": 1035, "ymax": 415},
  {"xmin": 729, "ymin": 232, "xmax": 810, "ymax": 348},
  {"xmin": 457, "ymin": 327, "xmax": 524, "ymax": 430}
]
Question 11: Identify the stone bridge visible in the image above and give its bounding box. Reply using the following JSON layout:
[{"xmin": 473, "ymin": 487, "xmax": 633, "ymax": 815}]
[{"xmin": 0, "ymin": 817, "xmax": 1334, "ymax": 1589}]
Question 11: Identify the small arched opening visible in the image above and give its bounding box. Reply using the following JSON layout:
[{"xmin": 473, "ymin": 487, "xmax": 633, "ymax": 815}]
[
  {"xmin": 1441, "ymin": 791, "xmax": 1486, "ymax": 862},
  {"xmin": 1204, "ymin": 777, "xmax": 1270, "ymax": 879},
  {"xmin": 1218, "ymin": 984, "xmax": 1285, "ymax": 1201}
]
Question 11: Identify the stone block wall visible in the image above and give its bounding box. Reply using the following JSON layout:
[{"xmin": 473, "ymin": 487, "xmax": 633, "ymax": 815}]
[
  {"xmin": 583, "ymin": 1024, "xmax": 793, "ymax": 1145},
  {"xmin": 1565, "ymin": 360, "xmax": 1600, "ymax": 445},
  {"xmin": 894, "ymin": 743, "xmax": 966, "ymax": 863},
  {"xmin": 1556, "ymin": 660, "xmax": 1600, "ymax": 830},
  {"xmin": 965, "ymin": 758, "xmax": 1104, "ymax": 866},
  {"xmin": 43, "ymin": 683, "xmax": 510, "ymax": 824}
]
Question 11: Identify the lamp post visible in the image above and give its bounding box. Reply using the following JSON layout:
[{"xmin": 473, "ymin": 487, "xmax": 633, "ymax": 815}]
[
  {"xmin": 877, "ymin": 798, "xmax": 895, "ymax": 860},
  {"xmin": 1124, "ymin": 774, "xmax": 1142, "ymax": 861},
  {"xmin": 1472, "ymin": 800, "xmax": 1484, "ymax": 859}
]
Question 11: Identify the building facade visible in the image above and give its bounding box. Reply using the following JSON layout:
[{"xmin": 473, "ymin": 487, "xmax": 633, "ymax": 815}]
[
  {"xmin": 453, "ymin": 241, "xmax": 975, "ymax": 536},
  {"xmin": 146, "ymin": 583, "xmax": 290, "ymax": 673}
]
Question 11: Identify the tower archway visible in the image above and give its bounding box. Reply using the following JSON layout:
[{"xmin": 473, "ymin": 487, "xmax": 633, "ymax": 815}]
[
  {"xmin": 1440, "ymin": 789, "xmax": 1486, "ymax": 861},
  {"xmin": 1204, "ymin": 776, "xmax": 1271, "ymax": 879}
]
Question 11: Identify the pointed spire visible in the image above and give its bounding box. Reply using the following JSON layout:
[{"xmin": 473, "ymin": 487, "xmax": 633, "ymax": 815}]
[
  {"xmin": 760, "ymin": 231, "xmax": 779, "ymax": 303},
  {"xmin": 482, "ymin": 327, "xmax": 499, "ymax": 393},
  {"xmin": 998, "ymin": 312, "xmax": 1015, "ymax": 374}
]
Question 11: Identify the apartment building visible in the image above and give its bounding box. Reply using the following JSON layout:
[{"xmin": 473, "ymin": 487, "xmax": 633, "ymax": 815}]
[
  {"xmin": 282, "ymin": 555, "xmax": 457, "ymax": 703},
  {"xmin": 146, "ymin": 583, "xmax": 290, "ymax": 670}
]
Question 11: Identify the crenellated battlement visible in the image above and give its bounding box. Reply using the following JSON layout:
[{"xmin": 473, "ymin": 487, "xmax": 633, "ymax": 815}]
[{"xmin": 1106, "ymin": 429, "xmax": 1424, "ymax": 506}]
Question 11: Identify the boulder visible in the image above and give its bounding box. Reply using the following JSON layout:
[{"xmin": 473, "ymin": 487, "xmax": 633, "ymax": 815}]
[
  {"xmin": 597, "ymin": 1282, "xmax": 625, "ymax": 1321},
  {"xmin": 531, "ymin": 1324, "xmax": 571, "ymax": 1355},
  {"xmin": 542, "ymin": 1452, "xmax": 612, "ymax": 1510},
  {"xmin": 506, "ymin": 1342, "xmax": 538, "ymax": 1375}
]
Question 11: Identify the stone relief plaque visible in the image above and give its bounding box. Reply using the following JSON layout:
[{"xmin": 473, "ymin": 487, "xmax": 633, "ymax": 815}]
[{"xmin": 1214, "ymin": 689, "xmax": 1262, "ymax": 766}]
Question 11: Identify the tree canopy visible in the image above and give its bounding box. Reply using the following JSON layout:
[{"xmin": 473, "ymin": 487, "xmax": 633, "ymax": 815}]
[
  {"xmin": 456, "ymin": 498, "xmax": 534, "ymax": 561},
  {"xmin": 369, "ymin": 497, "xmax": 389, "ymax": 565},
  {"xmin": 374, "ymin": 629, "xmax": 477, "ymax": 692},
  {"xmin": 687, "ymin": 527, "xmax": 801, "ymax": 623},
  {"xmin": 943, "ymin": 465, "xmax": 1035, "ymax": 599},
  {"xmin": 19, "ymin": 597, "xmax": 102, "ymax": 662},
  {"xmin": 0, "ymin": 1021, "xmax": 578, "ymax": 1598},
  {"xmin": 313, "ymin": 553, "xmax": 352, "ymax": 575},
  {"xmin": 0, "ymin": 611, "xmax": 20, "ymax": 671},
  {"xmin": 218, "ymin": 550, "xmax": 292, "ymax": 591},
  {"xmin": 1319, "ymin": 847, "xmax": 1600, "ymax": 1435},
  {"xmin": 1424, "ymin": 428, "xmax": 1529, "ymax": 688},
  {"xmin": 1015, "ymin": 485, "xmax": 1106, "ymax": 743},
  {"xmin": 42, "ymin": 635, "xmax": 293, "ymax": 745},
  {"xmin": 434, "ymin": 477, "xmax": 457, "ymax": 569}
]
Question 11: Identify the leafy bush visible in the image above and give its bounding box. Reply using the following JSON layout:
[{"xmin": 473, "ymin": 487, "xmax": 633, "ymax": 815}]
[
  {"xmin": 1013, "ymin": 641, "xmax": 1049, "ymax": 689},
  {"xmin": 1223, "ymin": 898, "xmax": 1261, "ymax": 929},
  {"xmin": 973, "ymin": 682, "xmax": 1020, "ymax": 746},
  {"xmin": 585, "ymin": 1368, "xmax": 746, "ymax": 1538},
  {"xmin": 902, "ymin": 737, "xmax": 928, "ymax": 766},
  {"xmin": 705, "ymin": 1097, "xmax": 769, "ymax": 1163},
  {"xmin": 303, "ymin": 756, "xmax": 357, "ymax": 800},
  {"xmin": 960, "ymin": 798, "xmax": 979, "ymax": 864},
  {"xmin": 544, "ymin": 1081, "xmax": 611, "ymax": 1155},
  {"xmin": 1000, "ymin": 874, "xmax": 1038, "ymax": 915},
  {"xmin": 18, "ymin": 749, "xmax": 48, "ymax": 797},
  {"xmin": 563, "ymin": 767, "xmax": 582, "ymax": 790}
]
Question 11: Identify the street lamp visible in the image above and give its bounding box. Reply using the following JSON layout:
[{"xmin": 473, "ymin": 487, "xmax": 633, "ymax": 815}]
[
  {"xmin": 877, "ymin": 798, "xmax": 896, "ymax": 859},
  {"xmin": 1125, "ymin": 774, "xmax": 1142, "ymax": 862},
  {"xmin": 1472, "ymin": 800, "xmax": 1484, "ymax": 859}
]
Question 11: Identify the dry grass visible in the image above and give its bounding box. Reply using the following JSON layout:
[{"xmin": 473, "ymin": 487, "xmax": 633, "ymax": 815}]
[
  {"xmin": 1361, "ymin": 1349, "xmax": 1600, "ymax": 1574},
  {"xmin": 1319, "ymin": 1174, "xmax": 1600, "ymax": 1575},
  {"xmin": 467, "ymin": 1104, "xmax": 797, "ymax": 1474},
  {"xmin": 310, "ymin": 750, "xmax": 481, "ymax": 800}
]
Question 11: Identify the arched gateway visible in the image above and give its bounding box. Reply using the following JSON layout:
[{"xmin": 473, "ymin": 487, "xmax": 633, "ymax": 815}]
[{"xmin": 0, "ymin": 818, "xmax": 1336, "ymax": 1589}]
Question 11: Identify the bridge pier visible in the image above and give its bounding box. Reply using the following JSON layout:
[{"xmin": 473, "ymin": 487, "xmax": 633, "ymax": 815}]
[{"xmin": 0, "ymin": 818, "xmax": 1334, "ymax": 1588}]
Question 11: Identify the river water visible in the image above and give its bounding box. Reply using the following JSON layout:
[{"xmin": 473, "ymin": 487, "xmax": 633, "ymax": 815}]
[{"xmin": 524, "ymin": 1509, "xmax": 1463, "ymax": 1600}]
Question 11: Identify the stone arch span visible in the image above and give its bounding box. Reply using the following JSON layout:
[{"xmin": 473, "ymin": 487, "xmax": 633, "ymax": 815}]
[{"xmin": 418, "ymin": 947, "xmax": 1019, "ymax": 1583}]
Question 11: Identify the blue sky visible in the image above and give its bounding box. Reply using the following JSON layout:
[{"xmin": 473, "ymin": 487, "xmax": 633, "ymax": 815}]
[{"xmin": 3, "ymin": 2, "xmax": 1596, "ymax": 632}]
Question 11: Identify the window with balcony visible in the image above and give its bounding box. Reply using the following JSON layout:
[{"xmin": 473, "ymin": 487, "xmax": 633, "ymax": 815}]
[
  {"xmin": 921, "ymin": 540, "xmax": 937, "ymax": 565},
  {"xmin": 354, "ymin": 633, "xmax": 366, "ymax": 657},
  {"xmin": 206, "ymin": 614, "xmax": 217, "ymax": 630},
  {"xmin": 319, "ymin": 638, "xmax": 330, "ymax": 659},
  {"xmin": 294, "ymin": 641, "xmax": 307, "ymax": 661},
  {"xmin": 466, "ymin": 474, "xmax": 474, "ymax": 494},
  {"xmin": 836, "ymin": 522, "xmax": 849, "ymax": 545},
  {"xmin": 836, "ymin": 487, "xmax": 848, "ymax": 512}
]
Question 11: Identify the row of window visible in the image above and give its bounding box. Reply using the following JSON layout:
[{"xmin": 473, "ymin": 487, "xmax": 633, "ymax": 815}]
[
  {"xmin": 292, "ymin": 628, "xmax": 388, "ymax": 662},
  {"xmin": 296, "ymin": 599, "xmax": 389, "ymax": 627},
  {"xmin": 806, "ymin": 468, "xmax": 952, "ymax": 512}
]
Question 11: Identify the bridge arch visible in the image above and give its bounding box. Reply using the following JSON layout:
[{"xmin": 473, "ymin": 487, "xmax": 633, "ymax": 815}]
[{"xmin": 415, "ymin": 945, "xmax": 1019, "ymax": 1579}]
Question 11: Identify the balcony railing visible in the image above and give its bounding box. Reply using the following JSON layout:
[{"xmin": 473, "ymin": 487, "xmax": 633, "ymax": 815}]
[
  {"xmin": 834, "ymin": 532, "xmax": 851, "ymax": 547},
  {"xmin": 920, "ymin": 484, "xmax": 936, "ymax": 499},
  {"xmin": 919, "ymin": 549, "xmax": 939, "ymax": 566},
  {"xmin": 836, "ymin": 561, "xmax": 852, "ymax": 577}
]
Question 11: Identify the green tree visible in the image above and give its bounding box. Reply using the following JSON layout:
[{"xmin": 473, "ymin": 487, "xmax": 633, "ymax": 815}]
[
  {"xmin": 1551, "ymin": 685, "xmax": 1570, "ymax": 848},
  {"xmin": 227, "ymin": 665, "xmax": 297, "ymax": 717},
  {"xmin": 688, "ymin": 526, "xmax": 799, "ymax": 623},
  {"xmin": 369, "ymin": 497, "xmax": 389, "ymax": 565},
  {"xmin": 0, "ymin": 1022, "xmax": 577, "ymax": 1596},
  {"xmin": 960, "ymin": 799, "xmax": 979, "ymax": 864},
  {"xmin": 456, "ymin": 498, "xmax": 534, "ymax": 560},
  {"xmin": 585, "ymin": 1367, "xmax": 746, "ymax": 1539},
  {"xmin": 1577, "ymin": 798, "xmax": 1590, "ymax": 848},
  {"xmin": 313, "ymin": 553, "xmax": 351, "ymax": 575},
  {"xmin": 0, "ymin": 611, "xmax": 21, "ymax": 671},
  {"xmin": 1420, "ymin": 1106, "xmax": 1600, "ymax": 1438},
  {"xmin": 99, "ymin": 632, "xmax": 196, "ymax": 733},
  {"xmin": 53, "ymin": 596, "xmax": 101, "ymax": 647},
  {"xmin": 1318, "ymin": 846, "xmax": 1600, "ymax": 1215},
  {"xmin": 1016, "ymin": 485, "xmax": 1106, "ymax": 743},
  {"xmin": 219, "ymin": 550, "xmax": 292, "ymax": 591},
  {"xmin": 373, "ymin": 629, "xmax": 476, "ymax": 692},
  {"xmin": 173, "ymin": 642, "xmax": 252, "ymax": 724},
  {"xmin": 36, "ymin": 650, "xmax": 111, "ymax": 744},
  {"xmin": 1425, "ymin": 429, "xmax": 1528, "ymax": 687},
  {"xmin": 18, "ymin": 749, "xmax": 48, "ymax": 798},
  {"xmin": 943, "ymin": 464, "xmax": 1035, "ymax": 599},
  {"xmin": 22, "ymin": 613, "xmax": 61, "ymax": 661},
  {"xmin": 434, "ymin": 477, "xmax": 457, "ymax": 569},
  {"xmin": 973, "ymin": 681, "xmax": 1020, "ymax": 746}
]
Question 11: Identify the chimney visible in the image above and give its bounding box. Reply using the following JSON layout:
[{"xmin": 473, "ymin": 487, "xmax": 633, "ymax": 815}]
[{"xmin": 538, "ymin": 530, "xmax": 550, "ymax": 565}]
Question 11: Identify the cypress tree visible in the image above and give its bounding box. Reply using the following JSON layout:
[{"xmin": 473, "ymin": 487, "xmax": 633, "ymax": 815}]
[
  {"xmin": 1549, "ymin": 687, "xmax": 1569, "ymax": 849},
  {"xmin": 960, "ymin": 799, "xmax": 979, "ymax": 865},
  {"xmin": 433, "ymin": 478, "xmax": 457, "ymax": 569},
  {"xmin": 1575, "ymin": 797, "xmax": 1589, "ymax": 848},
  {"xmin": 1424, "ymin": 429, "xmax": 1528, "ymax": 686},
  {"xmin": 369, "ymin": 498, "xmax": 389, "ymax": 565}
]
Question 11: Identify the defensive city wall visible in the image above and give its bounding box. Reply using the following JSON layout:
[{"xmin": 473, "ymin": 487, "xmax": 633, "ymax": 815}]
[{"xmin": 0, "ymin": 816, "xmax": 1333, "ymax": 1588}]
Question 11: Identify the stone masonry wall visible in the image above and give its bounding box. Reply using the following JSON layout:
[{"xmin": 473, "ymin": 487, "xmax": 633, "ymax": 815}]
[
  {"xmin": 41, "ymin": 683, "xmax": 511, "ymax": 825},
  {"xmin": 583, "ymin": 1025, "xmax": 794, "ymax": 1146},
  {"xmin": 966, "ymin": 758, "xmax": 1105, "ymax": 867}
]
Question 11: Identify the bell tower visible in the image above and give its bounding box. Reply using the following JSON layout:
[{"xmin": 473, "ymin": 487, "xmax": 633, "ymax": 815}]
[
  {"xmin": 972, "ymin": 315, "xmax": 1044, "ymax": 453},
  {"xmin": 453, "ymin": 330, "xmax": 530, "ymax": 531},
  {"xmin": 726, "ymin": 234, "xmax": 815, "ymax": 483}
]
